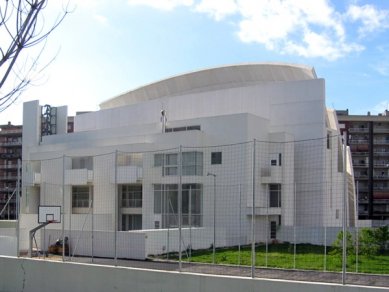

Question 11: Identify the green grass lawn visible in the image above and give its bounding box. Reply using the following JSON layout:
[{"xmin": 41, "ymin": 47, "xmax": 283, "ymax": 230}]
[{"xmin": 169, "ymin": 243, "xmax": 389, "ymax": 274}]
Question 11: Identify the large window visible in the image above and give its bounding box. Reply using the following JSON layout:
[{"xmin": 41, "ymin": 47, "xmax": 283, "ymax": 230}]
[
  {"xmin": 122, "ymin": 214, "xmax": 142, "ymax": 230},
  {"xmin": 154, "ymin": 152, "xmax": 203, "ymax": 176},
  {"xmin": 269, "ymin": 184, "xmax": 281, "ymax": 208},
  {"xmin": 121, "ymin": 185, "xmax": 142, "ymax": 208},
  {"xmin": 154, "ymin": 183, "xmax": 202, "ymax": 228},
  {"xmin": 72, "ymin": 186, "xmax": 93, "ymax": 213},
  {"xmin": 182, "ymin": 152, "xmax": 203, "ymax": 175}
]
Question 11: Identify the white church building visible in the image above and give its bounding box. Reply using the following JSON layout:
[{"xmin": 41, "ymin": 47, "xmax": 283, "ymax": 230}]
[{"xmin": 19, "ymin": 63, "xmax": 356, "ymax": 259}]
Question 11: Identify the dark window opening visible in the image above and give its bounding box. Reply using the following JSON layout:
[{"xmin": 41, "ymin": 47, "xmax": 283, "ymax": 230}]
[{"xmin": 211, "ymin": 152, "xmax": 222, "ymax": 165}]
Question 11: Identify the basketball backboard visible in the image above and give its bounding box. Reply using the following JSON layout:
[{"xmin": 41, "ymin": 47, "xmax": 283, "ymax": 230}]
[{"xmin": 38, "ymin": 205, "xmax": 61, "ymax": 223}]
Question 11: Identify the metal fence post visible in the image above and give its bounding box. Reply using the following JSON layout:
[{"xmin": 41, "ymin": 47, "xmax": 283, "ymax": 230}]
[
  {"xmin": 355, "ymin": 181, "xmax": 359, "ymax": 273},
  {"xmin": 293, "ymin": 183, "xmax": 296, "ymax": 269},
  {"xmin": 342, "ymin": 133, "xmax": 347, "ymax": 285},
  {"xmin": 16, "ymin": 159, "xmax": 21, "ymax": 257},
  {"xmin": 238, "ymin": 184, "xmax": 241, "ymax": 266},
  {"xmin": 114, "ymin": 150, "xmax": 118, "ymax": 265},
  {"xmin": 62, "ymin": 155, "xmax": 65, "ymax": 262},
  {"xmin": 178, "ymin": 145, "xmax": 183, "ymax": 272},
  {"xmin": 251, "ymin": 139, "xmax": 256, "ymax": 278}
]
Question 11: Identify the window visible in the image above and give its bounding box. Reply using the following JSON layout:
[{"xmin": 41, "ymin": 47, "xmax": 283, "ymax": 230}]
[
  {"xmin": 154, "ymin": 152, "xmax": 203, "ymax": 176},
  {"xmin": 117, "ymin": 153, "xmax": 142, "ymax": 167},
  {"xmin": 327, "ymin": 132, "xmax": 331, "ymax": 149},
  {"xmin": 153, "ymin": 183, "xmax": 202, "ymax": 228},
  {"xmin": 72, "ymin": 186, "xmax": 93, "ymax": 213},
  {"xmin": 182, "ymin": 152, "xmax": 203, "ymax": 175},
  {"xmin": 270, "ymin": 153, "xmax": 281, "ymax": 166},
  {"xmin": 211, "ymin": 152, "xmax": 222, "ymax": 165},
  {"xmin": 121, "ymin": 214, "xmax": 142, "ymax": 231},
  {"xmin": 164, "ymin": 153, "xmax": 178, "ymax": 175},
  {"xmin": 72, "ymin": 157, "xmax": 93, "ymax": 170},
  {"xmin": 270, "ymin": 221, "xmax": 277, "ymax": 239},
  {"xmin": 121, "ymin": 185, "xmax": 142, "ymax": 208},
  {"xmin": 165, "ymin": 125, "xmax": 200, "ymax": 132},
  {"xmin": 269, "ymin": 184, "xmax": 281, "ymax": 208}
]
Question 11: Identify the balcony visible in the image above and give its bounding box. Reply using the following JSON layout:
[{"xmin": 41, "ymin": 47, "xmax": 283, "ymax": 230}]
[
  {"xmin": 352, "ymin": 152, "xmax": 369, "ymax": 156},
  {"xmin": 349, "ymin": 139, "xmax": 369, "ymax": 144},
  {"xmin": 373, "ymin": 162, "xmax": 389, "ymax": 167},
  {"xmin": 374, "ymin": 140, "xmax": 389, "ymax": 145},
  {"xmin": 0, "ymin": 141, "xmax": 22, "ymax": 147},
  {"xmin": 0, "ymin": 164, "xmax": 19, "ymax": 170},
  {"xmin": 0, "ymin": 175, "xmax": 18, "ymax": 181},
  {"xmin": 373, "ymin": 174, "xmax": 389, "ymax": 180},
  {"xmin": 112, "ymin": 166, "xmax": 143, "ymax": 184},
  {"xmin": 65, "ymin": 169, "xmax": 93, "ymax": 185},
  {"xmin": 374, "ymin": 128, "xmax": 389, "ymax": 133},
  {"xmin": 354, "ymin": 174, "xmax": 368, "ymax": 179},
  {"xmin": 353, "ymin": 162, "xmax": 368, "ymax": 167},
  {"xmin": 349, "ymin": 128, "xmax": 369, "ymax": 133},
  {"xmin": 260, "ymin": 167, "xmax": 282, "ymax": 184},
  {"xmin": 374, "ymin": 151, "xmax": 389, "ymax": 156}
]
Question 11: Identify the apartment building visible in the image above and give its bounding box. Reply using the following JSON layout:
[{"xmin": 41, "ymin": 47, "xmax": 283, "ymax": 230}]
[
  {"xmin": 19, "ymin": 63, "xmax": 355, "ymax": 258},
  {"xmin": 0, "ymin": 122, "xmax": 22, "ymax": 220},
  {"xmin": 337, "ymin": 109, "xmax": 389, "ymax": 220}
]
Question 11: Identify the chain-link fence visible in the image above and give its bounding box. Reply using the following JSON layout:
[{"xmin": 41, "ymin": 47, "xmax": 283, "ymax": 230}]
[{"xmin": 18, "ymin": 135, "xmax": 389, "ymax": 286}]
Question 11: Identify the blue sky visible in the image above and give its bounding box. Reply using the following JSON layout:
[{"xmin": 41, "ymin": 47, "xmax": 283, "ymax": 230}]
[{"xmin": 1, "ymin": 0, "xmax": 389, "ymax": 124}]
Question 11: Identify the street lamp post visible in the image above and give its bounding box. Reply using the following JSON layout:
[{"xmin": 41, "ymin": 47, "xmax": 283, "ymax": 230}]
[{"xmin": 207, "ymin": 172, "xmax": 216, "ymax": 264}]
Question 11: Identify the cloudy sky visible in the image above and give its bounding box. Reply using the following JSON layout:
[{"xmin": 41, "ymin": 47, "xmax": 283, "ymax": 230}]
[{"xmin": 1, "ymin": 0, "xmax": 389, "ymax": 124}]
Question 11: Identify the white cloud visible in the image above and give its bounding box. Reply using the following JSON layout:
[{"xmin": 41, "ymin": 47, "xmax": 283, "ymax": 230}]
[
  {"xmin": 125, "ymin": 0, "xmax": 389, "ymax": 61},
  {"xmin": 346, "ymin": 4, "xmax": 389, "ymax": 37},
  {"xmin": 371, "ymin": 100, "xmax": 389, "ymax": 114},
  {"xmin": 283, "ymin": 31, "xmax": 363, "ymax": 61},
  {"xmin": 127, "ymin": 0, "xmax": 194, "ymax": 11},
  {"xmin": 373, "ymin": 62, "xmax": 389, "ymax": 76},
  {"xmin": 234, "ymin": 0, "xmax": 355, "ymax": 60},
  {"xmin": 195, "ymin": 0, "xmax": 238, "ymax": 21}
]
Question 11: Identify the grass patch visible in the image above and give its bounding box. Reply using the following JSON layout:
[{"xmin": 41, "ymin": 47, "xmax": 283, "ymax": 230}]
[{"xmin": 163, "ymin": 243, "xmax": 389, "ymax": 274}]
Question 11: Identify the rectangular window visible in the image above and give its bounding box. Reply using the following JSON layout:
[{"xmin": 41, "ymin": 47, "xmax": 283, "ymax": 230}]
[
  {"xmin": 269, "ymin": 184, "xmax": 281, "ymax": 208},
  {"xmin": 270, "ymin": 221, "xmax": 277, "ymax": 239},
  {"xmin": 153, "ymin": 183, "xmax": 202, "ymax": 228},
  {"xmin": 164, "ymin": 153, "xmax": 178, "ymax": 175},
  {"xmin": 121, "ymin": 185, "xmax": 142, "ymax": 208},
  {"xmin": 72, "ymin": 157, "xmax": 93, "ymax": 170},
  {"xmin": 182, "ymin": 152, "xmax": 203, "ymax": 175},
  {"xmin": 154, "ymin": 153, "xmax": 164, "ymax": 167},
  {"xmin": 211, "ymin": 152, "xmax": 222, "ymax": 165},
  {"xmin": 117, "ymin": 153, "xmax": 142, "ymax": 167},
  {"xmin": 72, "ymin": 186, "xmax": 92, "ymax": 213},
  {"xmin": 121, "ymin": 214, "xmax": 142, "ymax": 231},
  {"xmin": 154, "ymin": 152, "xmax": 203, "ymax": 176}
]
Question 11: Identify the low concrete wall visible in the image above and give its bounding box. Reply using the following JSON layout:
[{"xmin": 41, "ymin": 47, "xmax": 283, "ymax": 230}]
[
  {"xmin": 0, "ymin": 236, "xmax": 17, "ymax": 256},
  {"xmin": 0, "ymin": 256, "xmax": 386, "ymax": 292}
]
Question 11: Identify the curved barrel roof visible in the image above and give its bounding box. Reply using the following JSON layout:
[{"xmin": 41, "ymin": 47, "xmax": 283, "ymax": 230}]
[{"xmin": 100, "ymin": 63, "xmax": 316, "ymax": 109}]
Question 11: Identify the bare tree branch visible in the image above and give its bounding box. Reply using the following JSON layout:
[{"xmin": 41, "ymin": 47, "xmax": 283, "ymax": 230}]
[{"xmin": 0, "ymin": 0, "xmax": 70, "ymax": 112}]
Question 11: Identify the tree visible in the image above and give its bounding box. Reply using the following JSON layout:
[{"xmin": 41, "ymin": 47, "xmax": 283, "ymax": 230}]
[
  {"xmin": 358, "ymin": 228, "xmax": 379, "ymax": 257},
  {"xmin": 330, "ymin": 230, "xmax": 355, "ymax": 256},
  {"xmin": 0, "ymin": 0, "xmax": 69, "ymax": 112}
]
